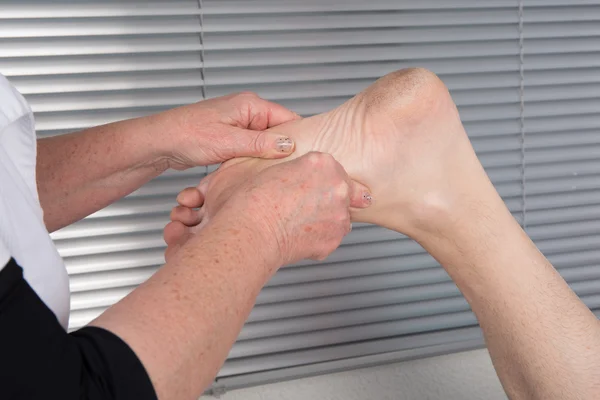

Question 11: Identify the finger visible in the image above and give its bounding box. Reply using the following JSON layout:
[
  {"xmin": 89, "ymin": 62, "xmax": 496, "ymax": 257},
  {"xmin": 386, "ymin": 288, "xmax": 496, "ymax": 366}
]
[
  {"xmin": 347, "ymin": 180, "xmax": 373, "ymax": 209},
  {"xmin": 324, "ymin": 154, "xmax": 368, "ymax": 209},
  {"xmin": 170, "ymin": 205, "xmax": 204, "ymax": 226},
  {"xmin": 176, "ymin": 187, "xmax": 204, "ymax": 208},
  {"xmin": 248, "ymin": 98, "xmax": 301, "ymax": 130},
  {"xmin": 227, "ymin": 127, "xmax": 296, "ymax": 159},
  {"xmin": 316, "ymin": 153, "xmax": 371, "ymax": 209},
  {"xmin": 163, "ymin": 221, "xmax": 188, "ymax": 246}
]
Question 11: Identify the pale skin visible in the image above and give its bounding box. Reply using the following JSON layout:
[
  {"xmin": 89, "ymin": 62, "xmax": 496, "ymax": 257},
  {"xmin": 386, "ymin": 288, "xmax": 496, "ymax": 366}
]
[
  {"xmin": 91, "ymin": 153, "xmax": 370, "ymax": 399},
  {"xmin": 169, "ymin": 69, "xmax": 600, "ymax": 400},
  {"xmin": 36, "ymin": 92, "xmax": 302, "ymax": 232},
  {"xmin": 32, "ymin": 85, "xmax": 374, "ymax": 398},
  {"xmin": 33, "ymin": 91, "xmax": 370, "ymax": 398}
]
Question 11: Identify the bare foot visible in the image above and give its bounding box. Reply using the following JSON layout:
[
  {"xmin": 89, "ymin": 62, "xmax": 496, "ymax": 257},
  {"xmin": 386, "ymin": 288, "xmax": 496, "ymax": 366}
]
[{"xmin": 193, "ymin": 68, "xmax": 500, "ymax": 241}]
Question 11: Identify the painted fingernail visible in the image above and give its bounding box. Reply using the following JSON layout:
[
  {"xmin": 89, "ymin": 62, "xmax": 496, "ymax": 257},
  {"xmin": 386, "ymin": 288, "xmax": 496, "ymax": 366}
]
[
  {"xmin": 275, "ymin": 137, "xmax": 294, "ymax": 153},
  {"xmin": 363, "ymin": 192, "xmax": 373, "ymax": 205}
]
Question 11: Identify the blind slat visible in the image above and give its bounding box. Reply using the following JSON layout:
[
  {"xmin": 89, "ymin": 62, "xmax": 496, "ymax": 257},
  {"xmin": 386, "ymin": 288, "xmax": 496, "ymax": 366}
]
[
  {"xmin": 203, "ymin": 12, "xmax": 518, "ymax": 32},
  {"xmin": 0, "ymin": 35, "xmax": 204, "ymax": 58},
  {"xmin": 0, "ymin": 2, "xmax": 200, "ymax": 19},
  {"xmin": 0, "ymin": 53, "xmax": 204, "ymax": 76},
  {"xmin": 204, "ymin": 0, "xmax": 600, "ymax": 14},
  {"xmin": 67, "ymin": 232, "xmax": 600, "ymax": 312},
  {"xmin": 230, "ymin": 311, "xmax": 479, "ymax": 359},
  {"xmin": 234, "ymin": 291, "xmax": 600, "ymax": 358},
  {"xmin": 218, "ymin": 326, "xmax": 483, "ymax": 377},
  {"xmin": 3, "ymin": 0, "xmax": 599, "ymax": 390},
  {"xmin": 0, "ymin": 17, "xmax": 204, "ymax": 38}
]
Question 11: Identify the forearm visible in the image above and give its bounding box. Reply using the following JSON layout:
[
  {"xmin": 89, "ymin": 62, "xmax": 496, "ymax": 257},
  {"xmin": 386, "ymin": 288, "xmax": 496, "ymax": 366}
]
[
  {"xmin": 89, "ymin": 212, "xmax": 277, "ymax": 400},
  {"xmin": 36, "ymin": 114, "xmax": 170, "ymax": 232},
  {"xmin": 413, "ymin": 201, "xmax": 600, "ymax": 400}
]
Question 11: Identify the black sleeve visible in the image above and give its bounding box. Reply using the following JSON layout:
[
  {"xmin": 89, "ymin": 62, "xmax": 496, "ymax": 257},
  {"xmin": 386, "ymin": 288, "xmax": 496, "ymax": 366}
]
[{"xmin": 0, "ymin": 258, "xmax": 158, "ymax": 400}]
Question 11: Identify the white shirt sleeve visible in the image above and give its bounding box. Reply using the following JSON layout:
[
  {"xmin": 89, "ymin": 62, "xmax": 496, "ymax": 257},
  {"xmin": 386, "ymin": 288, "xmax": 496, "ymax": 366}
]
[
  {"xmin": 0, "ymin": 241, "xmax": 9, "ymax": 270},
  {"xmin": 0, "ymin": 73, "xmax": 70, "ymax": 329}
]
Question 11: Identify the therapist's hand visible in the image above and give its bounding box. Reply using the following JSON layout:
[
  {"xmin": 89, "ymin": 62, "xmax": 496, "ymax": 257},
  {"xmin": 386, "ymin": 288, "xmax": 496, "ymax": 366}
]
[
  {"xmin": 153, "ymin": 92, "xmax": 300, "ymax": 169},
  {"xmin": 164, "ymin": 152, "xmax": 372, "ymax": 265}
]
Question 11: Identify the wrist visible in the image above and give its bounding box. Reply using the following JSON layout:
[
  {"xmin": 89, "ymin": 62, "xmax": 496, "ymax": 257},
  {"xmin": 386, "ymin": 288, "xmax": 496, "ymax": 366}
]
[
  {"xmin": 199, "ymin": 206, "xmax": 283, "ymax": 278},
  {"xmin": 226, "ymin": 202, "xmax": 284, "ymax": 270},
  {"xmin": 137, "ymin": 109, "xmax": 189, "ymax": 171},
  {"xmin": 116, "ymin": 113, "xmax": 175, "ymax": 173}
]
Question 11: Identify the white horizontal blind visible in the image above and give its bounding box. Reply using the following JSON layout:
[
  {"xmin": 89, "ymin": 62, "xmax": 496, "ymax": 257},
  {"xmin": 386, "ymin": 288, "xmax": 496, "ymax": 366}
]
[
  {"xmin": 0, "ymin": 0, "xmax": 210, "ymax": 329},
  {"xmin": 201, "ymin": 1, "xmax": 600, "ymax": 391},
  {"xmin": 2, "ymin": 0, "xmax": 600, "ymax": 393}
]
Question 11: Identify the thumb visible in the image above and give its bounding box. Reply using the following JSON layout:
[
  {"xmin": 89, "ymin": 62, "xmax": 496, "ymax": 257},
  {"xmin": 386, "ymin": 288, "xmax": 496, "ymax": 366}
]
[
  {"xmin": 348, "ymin": 180, "xmax": 373, "ymax": 209},
  {"xmin": 230, "ymin": 128, "xmax": 296, "ymax": 159}
]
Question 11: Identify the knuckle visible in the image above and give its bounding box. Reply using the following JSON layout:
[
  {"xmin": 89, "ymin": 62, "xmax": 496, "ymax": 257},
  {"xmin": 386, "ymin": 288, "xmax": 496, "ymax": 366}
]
[
  {"xmin": 249, "ymin": 130, "xmax": 265, "ymax": 153},
  {"xmin": 305, "ymin": 151, "xmax": 324, "ymax": 166},
  {"xmin": 334, "ymin": 181, "xmax": 349, "ymax": 199},
  {"xmin": 305, "ymin": 152, "xmax": 338, "ymax": 170},
  {"xmin": 311, "ymin": 251, "xmax": 327, "ymax": 262},
  {"xmin": 320, "ymin": 152, "xmax": 336, "ymax": 164},
  {"xmin": 316, "ymin": 243, "xmax": 336, "ymax": 261},
  {"xmin": 335, "ymin": 210, "xmax": 349, "ymax": 223}
]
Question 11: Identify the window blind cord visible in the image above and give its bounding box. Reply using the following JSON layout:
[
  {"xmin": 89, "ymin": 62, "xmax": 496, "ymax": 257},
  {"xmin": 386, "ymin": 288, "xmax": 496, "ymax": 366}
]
[
  {"xmin": 518, "ymin": 0, "xmax": 527, "ymax": 232},
  {"xmin": 196, "ymin": 0, "xmax": 207, "ymax": 101},
  {"xmin": 7, "ymin": 1, "xmax": 595, "ymax": 390},
  {"xmin": 196, "ymin": 0, "xmax": 209, "ymax": 176}
]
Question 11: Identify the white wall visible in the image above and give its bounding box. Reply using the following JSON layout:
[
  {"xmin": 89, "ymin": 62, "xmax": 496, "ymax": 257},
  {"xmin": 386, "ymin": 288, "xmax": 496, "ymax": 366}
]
[{"xmin": 203, "ymin": 349, "xmax": 507, "ymax": 400}]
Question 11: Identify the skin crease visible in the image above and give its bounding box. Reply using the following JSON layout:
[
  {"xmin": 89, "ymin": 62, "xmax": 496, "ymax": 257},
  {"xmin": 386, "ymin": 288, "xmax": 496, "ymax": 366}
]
[
  {"xmin": 35, "ymin": 92, "xmax": 301, "ymax": 233},
  {"xmin": 30, "ymin": 90, "xmax": 360, "ymax": 399},
  {"xmin": 91, "ymin": 152, "xmax": 369, "ymax": 400},
  {"xmin": 180, "ymin": 69, "xmax": 497, "ymax": 240},
  {"xmin": 169, "ymin": 68, "xmax": 600, "ymax": 400}
]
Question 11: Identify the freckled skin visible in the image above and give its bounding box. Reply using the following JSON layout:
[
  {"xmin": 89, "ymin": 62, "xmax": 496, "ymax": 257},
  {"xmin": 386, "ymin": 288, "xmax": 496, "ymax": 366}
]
[
  {"xmin": 91, "ymin": 68, "xmax": 600, "ymax": 400},
  {"xmin": 170, "ymin": 68, "xmax": 600, "ymax": 400},
  {"xmin": 35, "ymin": 91, "xmax": 301, "ymax": 233}
]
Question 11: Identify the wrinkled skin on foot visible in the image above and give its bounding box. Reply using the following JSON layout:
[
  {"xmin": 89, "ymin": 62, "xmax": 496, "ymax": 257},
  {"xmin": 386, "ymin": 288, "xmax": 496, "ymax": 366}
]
[{"xmin": 170, "ymin": 68, "xmax": 500, "ymax": 244}]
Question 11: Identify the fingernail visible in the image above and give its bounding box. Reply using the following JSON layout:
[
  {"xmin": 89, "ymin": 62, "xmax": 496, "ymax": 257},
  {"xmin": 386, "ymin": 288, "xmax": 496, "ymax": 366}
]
[
  {"xmin": 275, "ymin": 137, "xmax": 294, "ymax": 153},
  {"xmin": 363, "ymin": 192, "xmax": 373, "ymax": 205}
]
